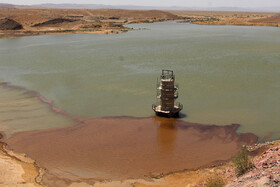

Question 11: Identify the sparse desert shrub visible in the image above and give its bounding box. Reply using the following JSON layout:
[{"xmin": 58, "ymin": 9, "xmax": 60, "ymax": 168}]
[
  {"xmin": 205, "ymin": 175, "xmax": 225, "ymax": 187},
  {"xmin": 232, "ymin": 146, "xmax": 254, "ymax": 177}
]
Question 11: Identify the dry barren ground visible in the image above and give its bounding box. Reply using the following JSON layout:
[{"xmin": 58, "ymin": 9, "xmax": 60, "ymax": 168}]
[{"xmin": 169, "ymin": 10, "xmax": 280, "ymax": 27}]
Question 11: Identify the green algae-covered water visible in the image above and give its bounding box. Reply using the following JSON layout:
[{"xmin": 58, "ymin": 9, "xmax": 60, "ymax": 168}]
[{"xmin": 0, "ymin": 21, "xmax": 279, "ymax": 140}]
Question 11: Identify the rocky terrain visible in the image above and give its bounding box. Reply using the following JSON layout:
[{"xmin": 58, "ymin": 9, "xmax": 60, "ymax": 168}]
[
  {"xmin": 227, "ymin": 143, "xmax": 280, "ymax": 187},
  {"xmin": 135, "ymin": 141, "xmax": 280, "ymax": 187},
  {"xmin": 0, "ymin": 18, "xmax": 23, "ymax": 30}
]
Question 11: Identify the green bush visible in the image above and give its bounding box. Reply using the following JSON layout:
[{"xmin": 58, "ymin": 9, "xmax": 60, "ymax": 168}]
[
  {"xmin": 232, "ymin": 147, "xmax": 254, "ymax": 176},
  {"xmin": 205, "ymin": 175, "xmax": 225, "ymax": 187}
]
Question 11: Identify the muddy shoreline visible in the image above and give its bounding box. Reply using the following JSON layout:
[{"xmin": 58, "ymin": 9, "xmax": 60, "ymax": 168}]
[
  {"xmin": 0, "ymin": 81, "xmax": 274, "ymax": 187},
  {"xmin": 3, "ymin": 117, "xmax": 258, "ymax": 186},
  {"xmin": 0, "ymin": 27, "xmax": 131, "ymax": 39}
]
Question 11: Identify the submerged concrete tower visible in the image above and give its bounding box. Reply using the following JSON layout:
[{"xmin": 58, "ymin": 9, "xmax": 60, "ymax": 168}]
[{"xmin": 152, "ymin": 70, "xmax": 183, "ymax": 117}]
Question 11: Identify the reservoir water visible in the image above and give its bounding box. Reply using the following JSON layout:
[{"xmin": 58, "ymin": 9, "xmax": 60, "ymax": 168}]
[{"xmin": 0, "ymin": 21, "xmax": 279, "ymax": 140}]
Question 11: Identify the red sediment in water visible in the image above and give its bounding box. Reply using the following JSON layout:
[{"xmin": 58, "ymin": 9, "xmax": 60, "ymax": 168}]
[
  {"xmin": 0, "ymin": 82, "xmax": 80, "ymax": 123},
  {"xmin": 5, "ymin": 116, "xmax": 258, "ymax": 182}
]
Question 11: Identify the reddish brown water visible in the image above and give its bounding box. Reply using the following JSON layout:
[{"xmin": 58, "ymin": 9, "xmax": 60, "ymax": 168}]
[{"xmin": 6, "ymin": 116, "xmax": 257, "ymax": 182}]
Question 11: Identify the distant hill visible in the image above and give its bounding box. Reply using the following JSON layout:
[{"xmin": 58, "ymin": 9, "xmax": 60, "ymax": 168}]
[
  {"xmin": 0, "ymin": 3, "xmax": 16, "ymax": 9},
  {"xmin": 34, "ymin": 3, "xmax": 280, "ymax": 12},
  {"xmin": 0, "ymin": 3, "xmax": 36, "ymax": 9},
  {"xmin": 1, "ymin": 3, "xmax": 280, "ymax": 12}
]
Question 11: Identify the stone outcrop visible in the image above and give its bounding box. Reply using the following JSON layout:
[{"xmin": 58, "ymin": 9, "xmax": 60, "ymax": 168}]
[
  {"xmin": 0, "ymin": 18, "xmax": 23, "ymax": 30},
  {"xmin": 227, "ymin": 144, "xmax": 280, "ymax": 187},
  {"xmin": 32, "ymin": 18, "xmax": 78, "ymax": 27}
]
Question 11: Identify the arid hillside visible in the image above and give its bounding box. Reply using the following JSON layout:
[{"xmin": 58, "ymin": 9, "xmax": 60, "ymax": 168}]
[
  {"xmin": 0, "ymin": 8, "xmax": 180, "ymax": 38},
  {"xmin": 0, "ymin": 8, "xmax": 180, "ymax": 28},
  {"xmin": 0, "ymin": 18, "xmax": 23, "ymax": 30}
]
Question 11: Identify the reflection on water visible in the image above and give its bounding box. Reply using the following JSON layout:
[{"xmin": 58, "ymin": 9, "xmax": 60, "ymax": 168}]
[{"xmin": 155, "ymin": 117, "xmax": 177, "ymax": 154}]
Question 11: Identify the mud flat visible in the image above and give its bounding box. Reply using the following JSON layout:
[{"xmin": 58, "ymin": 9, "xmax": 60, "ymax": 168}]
[{"xmin": 4, "ymin": 116, "xmax": 257, "ymax": 186}]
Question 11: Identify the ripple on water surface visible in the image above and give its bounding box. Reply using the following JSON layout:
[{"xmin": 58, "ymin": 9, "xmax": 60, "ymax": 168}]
[{"xmin": 0, "ymin": 83, "xmax": 75, "ymax": 137}]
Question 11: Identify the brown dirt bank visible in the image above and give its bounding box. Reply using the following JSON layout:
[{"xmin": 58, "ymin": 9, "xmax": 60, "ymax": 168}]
[
  {"xmin": 0, "ymin": 134, "xmax": 42, "ymax": 186},
  {"xmin": 5, "ymin": 116, "xmax": 257, "ymax": 185}
]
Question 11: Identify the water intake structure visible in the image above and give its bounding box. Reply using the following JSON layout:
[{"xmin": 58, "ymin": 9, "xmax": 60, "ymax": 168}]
[{"xmin": 152, "ymin": 70, "xmax": 183, "ymax": 117}]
